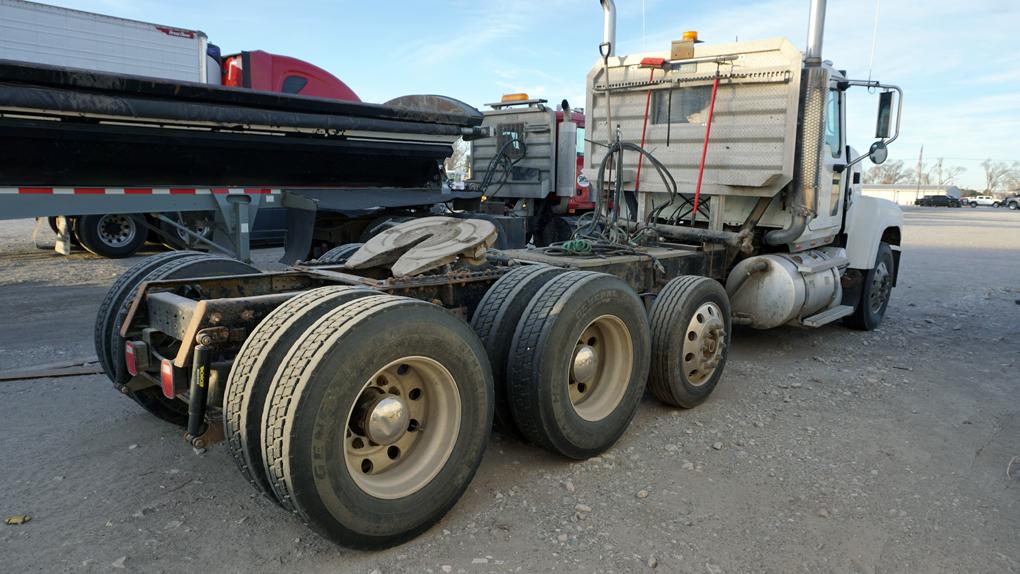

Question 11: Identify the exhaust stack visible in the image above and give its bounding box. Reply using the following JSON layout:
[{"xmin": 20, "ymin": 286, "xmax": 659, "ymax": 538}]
[
  {"xmin": 766, "ymin": 0, "xmax": 829, "ymax": 246},
  {"xmin": 805, "ymin": 0, "xmax": 826, "ymax": 63},
  {"xmin": 600, "ymin": 0, "xmax": 616, "ymax": 56}
]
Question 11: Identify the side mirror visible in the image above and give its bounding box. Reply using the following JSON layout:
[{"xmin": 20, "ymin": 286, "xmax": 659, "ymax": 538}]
[
  {"xmin": 868, "ymin": 141, "xmax": 888, "ymax": 165},
  {"xmin": 876, "ymin": 91, "xmax": 893, "ymax": 139}
]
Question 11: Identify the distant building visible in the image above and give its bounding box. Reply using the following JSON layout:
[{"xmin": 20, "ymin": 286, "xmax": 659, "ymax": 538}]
[{"xmin": 861, "ymin": 184, "xmax": 961, "ymax": 206}]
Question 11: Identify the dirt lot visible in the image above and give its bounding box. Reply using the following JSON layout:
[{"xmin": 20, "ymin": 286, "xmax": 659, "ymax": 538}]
[{"xmin": 1, "ymin": 208, "xmax": 1018, "ymax": 574}]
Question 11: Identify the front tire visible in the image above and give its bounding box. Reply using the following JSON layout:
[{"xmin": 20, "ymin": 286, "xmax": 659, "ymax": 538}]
[
  {"xmin": 74, "ymin": 213, "xmax": 148, "ymax": 258},
  {"xmin": 844, "ymin": 242, "xmax": 895, "ymax": 331},
  {"xmin": 260, "ymin": 295, "xmax": 493, "ymax": 549}
]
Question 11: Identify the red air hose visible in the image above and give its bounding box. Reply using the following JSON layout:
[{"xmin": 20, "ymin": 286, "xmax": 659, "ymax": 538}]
[
  {"xmin": 635, "ymin": 68, "xmax": 656, "ymax": 193},
  {"xmin": 692, "ymin": 74, "xmax": 720, "ymax": 221}
]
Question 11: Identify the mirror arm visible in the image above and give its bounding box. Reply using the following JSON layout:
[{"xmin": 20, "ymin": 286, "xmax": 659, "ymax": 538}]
[{"xmin": 841, "ymin": 80, "xmax": 903, "ymax": 169}]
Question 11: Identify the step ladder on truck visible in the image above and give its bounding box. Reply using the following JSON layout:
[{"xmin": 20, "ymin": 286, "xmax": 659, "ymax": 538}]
[{"xmin": 0, "ymin": 0, "xmax": 905, "ymax": 549}]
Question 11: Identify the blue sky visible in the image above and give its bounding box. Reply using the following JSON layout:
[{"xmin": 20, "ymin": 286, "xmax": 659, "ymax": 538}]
[{"xmin": 47, "ymin": 0, "xmax": 1020, "ymax": 189}]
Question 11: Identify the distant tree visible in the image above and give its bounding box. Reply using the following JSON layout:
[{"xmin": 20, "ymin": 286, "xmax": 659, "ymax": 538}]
[
  {"xmin": 981, "ymin": 159, "xmax": 1020, "ymax": 193},
  {"xmin": 863, "ymin": 160, "xmax": 915, "ymax": 184},
  {"xmin": 926, "ymin": 157, "xmax": 966, "ymax": 186}
]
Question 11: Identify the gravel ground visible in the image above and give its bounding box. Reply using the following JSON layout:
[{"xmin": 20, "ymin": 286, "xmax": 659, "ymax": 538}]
[{"xmin": 0, "ymin": 208, "xmax": 1017, "ymax": 573}]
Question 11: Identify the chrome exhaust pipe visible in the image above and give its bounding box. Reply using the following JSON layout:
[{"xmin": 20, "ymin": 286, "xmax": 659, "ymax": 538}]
[
  {"xmin": 767, "ymin": 0, "xmax": 828, "ymax": 246},
  {"xmin": 805, "ymin": 0, "xmax": 826, "ymax": 64},
  {"xmin": 600, "ymin": 0, "xmax": 616, "ymax": 56}
]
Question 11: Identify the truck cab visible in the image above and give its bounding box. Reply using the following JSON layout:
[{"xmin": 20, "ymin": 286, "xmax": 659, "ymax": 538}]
[{"xmin": 221, "ymin": 50, "xmax": 360, "ymax": 101}]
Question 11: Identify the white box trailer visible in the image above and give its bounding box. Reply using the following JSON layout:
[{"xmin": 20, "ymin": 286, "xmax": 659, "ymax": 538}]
[{"xmin": 0, "ymin": 0, "xmax": 218, "ymax": 83}]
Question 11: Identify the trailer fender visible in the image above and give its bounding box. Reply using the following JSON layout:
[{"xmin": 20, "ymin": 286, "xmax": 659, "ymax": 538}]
[{"xmin": 844, "ymin": 195, "xmax": 902, "ymax": 275}]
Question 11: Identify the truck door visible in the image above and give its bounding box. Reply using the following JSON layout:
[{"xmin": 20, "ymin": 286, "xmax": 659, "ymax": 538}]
[{"xmin": 808, "ymin": 85, "xmax": 846, "ymax": 233}]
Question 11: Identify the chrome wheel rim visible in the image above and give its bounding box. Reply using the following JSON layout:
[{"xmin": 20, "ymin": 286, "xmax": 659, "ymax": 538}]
[
  {"xmin": 343, "ymin": 356, "xmax": 461, "ymax": 499},
  {"xmin": 568, "ymin": 314, "xmax": 633, "ymax": 422},
  {"xmin": 97, "ymin": 215, "xmax": 136, "ymax": 248},
  {"xmin": 681, "ymin": 302, "xmax": 726, "ymax": 386},
  {"xmin": 869, "ymin": 261, "xmax": 892, "ymax": 314}
]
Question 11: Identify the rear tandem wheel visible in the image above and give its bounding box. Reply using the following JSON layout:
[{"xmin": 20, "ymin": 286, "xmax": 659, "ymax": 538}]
[
  {"xmin": 94, "ymin": 252, "xmax": 258, "ymax": 424},
  {"xmin": 259, "ymin": 295, "xmax": 493, "ymax": 549},
  {"xmin": 223, "ymin": 285, "xmax": 377, "ymax": 502},
  {"xmin": 648, "ymin": 276, "xmax": 732, "ymax": 408},
  {"xmin": 506, "ymin": 271, "xmax": 651, "ymax": 459},
  {"xmin": 470, "ymin": 263, "xmax": 567, "ymax": 436}
]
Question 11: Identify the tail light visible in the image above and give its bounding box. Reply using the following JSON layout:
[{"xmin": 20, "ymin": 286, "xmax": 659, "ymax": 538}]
[
  {"xmin": 160, "ymin": 360, "xmax": 177, "ymax": 399},
  {"xmin": 125, "ymin": 343, "xmax": 137, "ymax": 376},
  {"xmin": 124, "ymin": 340, "xmax": 149, "ymax": 376}
]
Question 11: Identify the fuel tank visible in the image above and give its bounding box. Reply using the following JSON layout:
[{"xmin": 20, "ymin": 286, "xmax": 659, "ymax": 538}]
[{"xmin": 726, "ymin": 248, "xmax": 847, "ymax": 329}]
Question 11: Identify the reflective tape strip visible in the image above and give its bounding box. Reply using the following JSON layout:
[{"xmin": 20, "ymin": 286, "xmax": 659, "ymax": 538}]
[{"xmin": 0, "ymin": 187, "xmax": 281, "ymax": 195}]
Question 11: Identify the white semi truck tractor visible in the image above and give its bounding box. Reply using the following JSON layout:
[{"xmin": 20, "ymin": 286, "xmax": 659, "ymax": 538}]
[{"xmin": 21, "ymin": 0, "xmax": 904, "ymax": 550}]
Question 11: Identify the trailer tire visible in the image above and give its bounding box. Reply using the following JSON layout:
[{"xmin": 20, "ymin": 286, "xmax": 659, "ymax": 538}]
[
  {"xmin": 224, "ymin": 285, "xmax": 376, "ymax": 502},
  {"xmin": 506, "ymin": 271, "xmax": 650, "ymax": 459},
  {"xmin": 158, "ymin": 212, "xmax": 214, "ymax": 250},
  {"xmin": 261, "ymin": 295, "xmax": 492, "ymax": 549},
  {"xmin": 648, "ymin": 276, "xmax": 731, "ymax": 408},
  {"xmin": 314, "ymin": 243, "xmax": 364, "ymax": 264},
  {"xmin": 470, "ymin": 264, "xmax": 566, "ymax": 436},
  {"xmin": 74, "ymin": 213, "xmax": 148, "ymax": 258},
  {"xmin": 844, "ymin": 242, "xmax": 894, "ymax": 331}
]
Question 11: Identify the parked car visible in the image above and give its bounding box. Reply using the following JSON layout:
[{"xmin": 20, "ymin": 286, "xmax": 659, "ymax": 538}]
[
  {"xmin": 999, "ymin": 194, "xmax": 1020, "ymax": 210},
  {"xmin": 915, "ymin": 194, "xmax": 961, "ymax": 208},
  {"xmin": 962, "ymin": 195, "xmax": 1000, "ymax": 208}
]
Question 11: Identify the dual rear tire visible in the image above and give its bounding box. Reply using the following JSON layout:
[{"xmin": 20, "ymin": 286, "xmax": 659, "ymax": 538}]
[
  {"xmin": 93, "ymin": 251, "xmax": 259, "ymax": 423},
  {"xmin": 224, "ymin": 290, "xmax": 494, "ymax": 549},
  {"xmin": 472, "ymin": 269, "xmax": 732, "ymax": 458}
]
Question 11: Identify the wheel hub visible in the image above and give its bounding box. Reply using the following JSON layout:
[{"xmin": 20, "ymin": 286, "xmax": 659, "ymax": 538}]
[
  {"xmin": 682, "ymin": 302, "xmax": 726, "ymax": 386},
  {"xmin": 98, "ymin": 215, "xmax": 134, "ymax": 247},
  {"xmin": 344, "ymin": 356, "xmax": 462, "ymax": 499},
  {"xmin": 567, "ymin": 315, "xmax": 633, "ymax": 421},
  {"xmin": 571, "ymin": 345, "xmax": 598, "ymax": 384},
  {"xmin": 364, "ymin": 395, "xmax": 410, "ymax": 445}
]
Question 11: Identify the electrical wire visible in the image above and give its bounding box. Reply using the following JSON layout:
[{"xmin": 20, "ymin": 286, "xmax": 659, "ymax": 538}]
[{"xmin": 477, "ymin": 137, "xmax": 528, "ymax": 196}]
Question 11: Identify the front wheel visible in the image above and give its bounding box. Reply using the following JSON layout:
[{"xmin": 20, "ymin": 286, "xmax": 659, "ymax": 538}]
[
  {"xmin": 993, "ymin": 202, "xmax": 1001, "ymax": 208},
  {"xmin": 969, "ymin": 202, "xmax": 978, "ymax": 208},
  {"xmin": 1009, "ymin": 202, "xmax": 1019, "ymax": 211},
  {"xmin": 844, "ymin": 242, "xmax": 895, "ymax": 331}
]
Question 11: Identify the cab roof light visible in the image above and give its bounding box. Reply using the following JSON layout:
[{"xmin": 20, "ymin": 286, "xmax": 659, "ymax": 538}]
[{"xmin": 501, "ymin": 93, "xmax": 530, "ymax": 102}]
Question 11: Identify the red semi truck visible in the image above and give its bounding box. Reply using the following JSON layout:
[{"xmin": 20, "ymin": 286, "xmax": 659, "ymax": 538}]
[{"xmin": 1, "ymin": 0, "xmax": 359, "ymax": 257}]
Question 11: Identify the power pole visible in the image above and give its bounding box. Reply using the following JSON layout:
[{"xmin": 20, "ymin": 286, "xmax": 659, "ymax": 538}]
[{"xmin": 915, "ymin": 145, "xmax": 924, "ymax": 198}]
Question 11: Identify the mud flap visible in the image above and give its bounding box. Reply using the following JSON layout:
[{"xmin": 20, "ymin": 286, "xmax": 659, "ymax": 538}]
[{"xmin": 280, "ymin": 194, "xmax": 317, "ymax": 264}]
